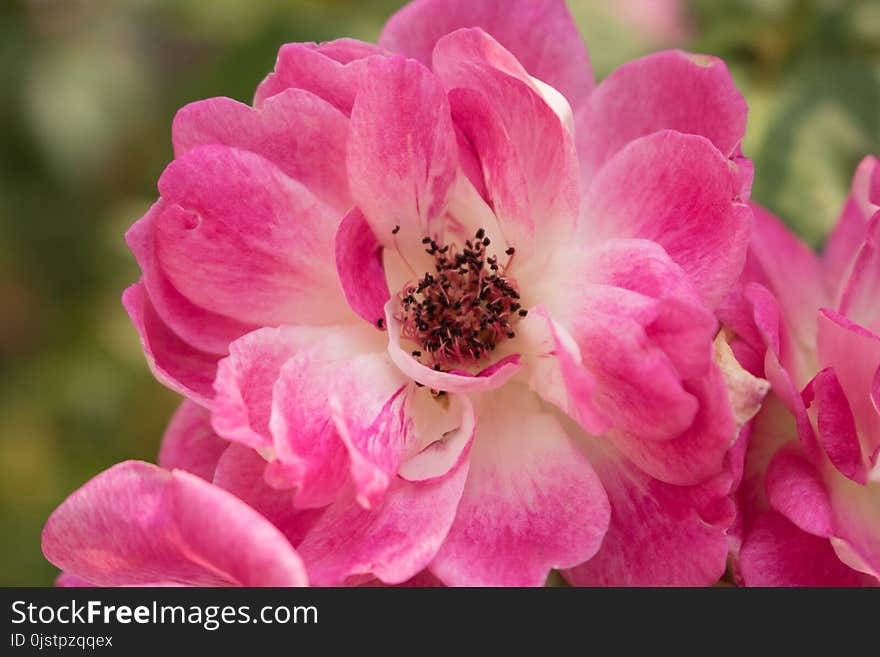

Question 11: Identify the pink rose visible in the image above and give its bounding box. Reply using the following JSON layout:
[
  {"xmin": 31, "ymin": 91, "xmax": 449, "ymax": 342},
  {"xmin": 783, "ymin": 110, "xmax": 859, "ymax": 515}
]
[
  {"xmin": 722, "ymin": 156, "xmax": 880, "ymax": 586},
  {"xmin": 44, "ymin": 0, "xmax": 758, "ymax": 586}
]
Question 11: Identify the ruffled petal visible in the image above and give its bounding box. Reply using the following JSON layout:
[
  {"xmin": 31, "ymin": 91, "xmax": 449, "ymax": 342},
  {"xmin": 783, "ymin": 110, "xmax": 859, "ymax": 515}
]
[
  {"xmin": 42, "ymin": 461, "xmax": 307, "ymax": 586},
  {"xmin": 172, "ymin": 90, "xmax": 351, "ymax": 213}
]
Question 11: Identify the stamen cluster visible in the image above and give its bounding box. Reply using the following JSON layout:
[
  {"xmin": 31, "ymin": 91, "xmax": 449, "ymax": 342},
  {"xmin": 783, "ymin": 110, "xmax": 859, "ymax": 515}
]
[{"xmin": 395, "ymin": 228, "xmax": 527, "ymax": 370}]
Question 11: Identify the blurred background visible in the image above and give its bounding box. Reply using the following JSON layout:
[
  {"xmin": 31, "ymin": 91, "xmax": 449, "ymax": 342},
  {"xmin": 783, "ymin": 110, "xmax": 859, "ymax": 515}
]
[{"xmin": 0, "ymin": 0, "xmax": 877, "ymax": 585}]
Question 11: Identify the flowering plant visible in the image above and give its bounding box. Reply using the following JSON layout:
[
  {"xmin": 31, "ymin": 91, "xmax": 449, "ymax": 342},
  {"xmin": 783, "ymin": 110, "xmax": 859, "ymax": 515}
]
[{"xmin": 39, "ymin": 0, "xmax": 877, "ymax": 587}]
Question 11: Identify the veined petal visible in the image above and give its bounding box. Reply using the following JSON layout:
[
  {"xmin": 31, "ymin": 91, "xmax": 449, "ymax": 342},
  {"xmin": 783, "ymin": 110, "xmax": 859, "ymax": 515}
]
[
  {"xmin": 155, "ymin": 145, "xmax": 350, "ymax": 327},
  {"xmin": 42, "ymin": 462, "xmax": 307, "ymax": 587},
  {"xmin": 431, "ymin": 385, "xmax": 610, "ymax": 586}
]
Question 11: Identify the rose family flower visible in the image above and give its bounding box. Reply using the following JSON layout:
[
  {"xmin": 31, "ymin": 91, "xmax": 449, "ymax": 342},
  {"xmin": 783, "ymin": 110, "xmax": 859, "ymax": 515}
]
[
  {"xmin": 721, "ymin": 156, "xmax": 880, "ymax": 586},
  {"xmin": 43, "ymin": 0, "xmax": 760, "ymax": 586}
]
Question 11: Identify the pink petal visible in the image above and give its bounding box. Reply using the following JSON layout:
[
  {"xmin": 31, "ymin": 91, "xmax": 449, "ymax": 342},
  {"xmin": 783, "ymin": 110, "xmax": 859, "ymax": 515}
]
[
  {"xmin": 347, "ymin": 56, "xmax": 457, "ymax": 257},
  {"xmin": 254, "ymin": 40, "xmax": 386, "ymax": 113},
  {"xmin": 823, "ymin": 156, "xmax": 880, "ymax": 291},
  {"xmin": 435, "ymin": 29, "xmax": 579, "ymax": 256},
  {"xmin": 764, "ymin": 446, "xmax": 834, "ymax": 537},
  {"xmin": 385, "ymin": 300, "xmax": 523, "ymax": 393},
  {"xmin": 803, "ymin": 368, "xmax": 868, "ymax": 484},
  {"xmin": 379, "ymin": 0, "xmax": 593, "ymax": 109},
  {"xmin": 430, "ymin": 386, "xmax": 610, "ymax": 586},
  {"xmin": 212, "ymin": 326, "xmax": 329, "ymax": 450},
  {"xmin": 328, "ymin": 353, "xmax": 410, "ymax": 508},
  {"xmin": 56, "ymin": 573, "xmax": 96, "ymax": 587},
  {"xmin": 739, "ymin": 511, "xmax": 875, "ymax": 586},
  {"xmin": 212, "ymin": 444, "xmax": 321, "ymax": 547},
  {"xmin": 335, "ymin": 207, "xmax": 390, "ymax": 327},
  {"xmin": 172, "ymin": 89, "xmax": 351, "ymax": 213},
  {"xmin": 540, "ymin": 239, "xmax": 716, "ymax": 443},
  {"xmin": 155, "ymin": 145, "xmax": 349, "ymax": 327},
  {"xmin": 296, "ymin": 467, "xmax": 469, "ymax": 586},
  {"xmin": 839, "ymin": 215, "xmax": 880, "ymax": 333},
  {"xmin": 746, "ymin": 202, "xmax": 827, "ymax": 352},
  {"xmin": 576, "ymin": 50, "xmax": 747, "ymax": 183},
  {"xmin": 581, "ymin": 130, "xmax": 752, "ymax": 308},
  {"xmin": 122, "ymin": 283, "xmax": 218, "ymax": 407},
  {"xmin": 519, "ymin": 306, "xmax": 610, "ymax": 436},
  {"xmin": 565, "ymin": 443, "xmax": 732, "ymax": 586},
  {"xmin": 42, "ymin": 461, "xmax": 307, "ymax": 586},
  {"xmin": 745, "ymin": 284, "xmax": 818, "ymax": 454},
  {"xmin": 158, "ymin": 401, "xmax": 229, "ymax": 481},
  {"xmin": 267, "ymin": 329, "xmax": 386, "ymax": 509},
  {"xmin": 817, "ymin": 308, "xmax": 880, "ymax": 467},
  {"xmin": 126, "ymin": 200, "xmax": 255, "ymax": 355},
  {"xmin": 608, "ymin": 359, "xmax": 738, "ymax": 486}
]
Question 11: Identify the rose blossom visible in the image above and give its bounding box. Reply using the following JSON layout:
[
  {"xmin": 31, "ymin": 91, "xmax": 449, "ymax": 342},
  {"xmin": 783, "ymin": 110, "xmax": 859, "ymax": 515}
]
[
  {"xmin": 43, "ymin": 0, "xmax": 761, "ymax": 586},
  {"xmin": 721, "ymin": 156, "xmax": 880, "ymax": 586}
]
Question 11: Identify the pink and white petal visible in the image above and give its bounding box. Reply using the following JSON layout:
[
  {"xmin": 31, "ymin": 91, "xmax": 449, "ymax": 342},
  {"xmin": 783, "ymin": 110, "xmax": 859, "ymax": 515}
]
[
  {"xmin": 576, "ymin": 50, "xmax": 747, "ymax": 183},
  {"xmin": 764, "ymin": 446, "xmax": 834, "ymax": 537},
  {"xmin": 212, "ymin": 444, "xmax": 321, "ymax": 547},
  {"xmin": 430, "ymin": 385, "xmax": 610, "ymax": 586},
  {"xmin": 379, "ymin": 0, "xmax": 593, "ymax": 109},
  {"xmin": 398, "ymin": 388, "xmax": 476, "ymax": 483},
  {"xmin": 745, "ymin": 285, "xmax": 818, "ymax": 458},
  {"xmin": 158, "ymin": 401, "xmax": 228, "ymax": 481},
  {"xmin": 823, "ymin": 156, "xmax": 880, "ymax": 291},
  {"xmin": 155, "ymin": 145, "xmax": 348, "ymax": 327},
  {"xmin": 565, "ymin": 442, "xmax": 732, "ymax": 586},
  {"xmin": 126, "ymin": 200, "xmax": 256, "ymax": 355},
  {"xmin": 172, "ymin": 90, "xmax": 351, "ymax": 213},
  {"xmin": 839, "ymin": 215, "xmax": 880, "ymax": 332},
  {"xmin": 548, "ymin": 238, "xmax": 717, "ymax": 380},
  {"xmin": 817, "ymin": 309, "xmax": 880, "ymax": 464},
  {"xmin": 347, "ymin": 56, "xmax": 458, "ymax": 257},
  {"xmin": 610, "ymin": 360, "xmax": 738, "ymax": 486},
  {"xmin": 581, "ymin": 130, "xmax": 752, "ymax": 308},
  {"xmin": 212, "ymin": 326, "xmax": 329, "ymax": 450},
  {"xmin": 329, "ymin": 353, "xmax": 410, "ymax": 508},
  {"xmin": 385, "ymin": 300, "xmax": 523, "ymax": 393},
  {"xmin": 446, "ymin": 87, "xmax": 534, "ymax": 251},
  {"xmin": 435, "ymin": 29, "xmax": 580, "ymax": 256},
  {"xmin": 535, "ymin": 239, "xmax": 716, "ymax": 444},
  {"xmin": 122, "ymin": 283, "xmax": 219, "ymax": 407},
  {"xmin": 254, "ymin": 40, "xmax": 386, "ymax": 113},
  {"xmin": 518, "ymin": 306, "xmax": 610, "ymax": 436},
  {"xmin": 268, "ymin": 329, "xmax": 381, "ymax": 509},
  {"xmin": 42, "ymin": 461, "xmax": 307, "ymax": 586},
  {"xmin": 296, "ymin": 464, "xmax": 469, "ymax": 586},
  {"xmin": 335, "ymin": 208, "xmax": 390, "ymax": 327},
  {"xmin": 803, "ymin": 368, "xmax": 868, "ymax": 484},
  {"xmin": 168, "ymin": 468, "xmax": 308, "ymax": 586},
  {"xmin": 739, "ymin": 511, "xmax": 875, "ymax": 587}
]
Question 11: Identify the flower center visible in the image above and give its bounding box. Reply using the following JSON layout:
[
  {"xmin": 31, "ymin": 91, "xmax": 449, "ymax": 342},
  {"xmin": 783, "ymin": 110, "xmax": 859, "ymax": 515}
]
[{"xmin": 394, "ymin": 227, "xmax": 527, "ymax": 370}]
